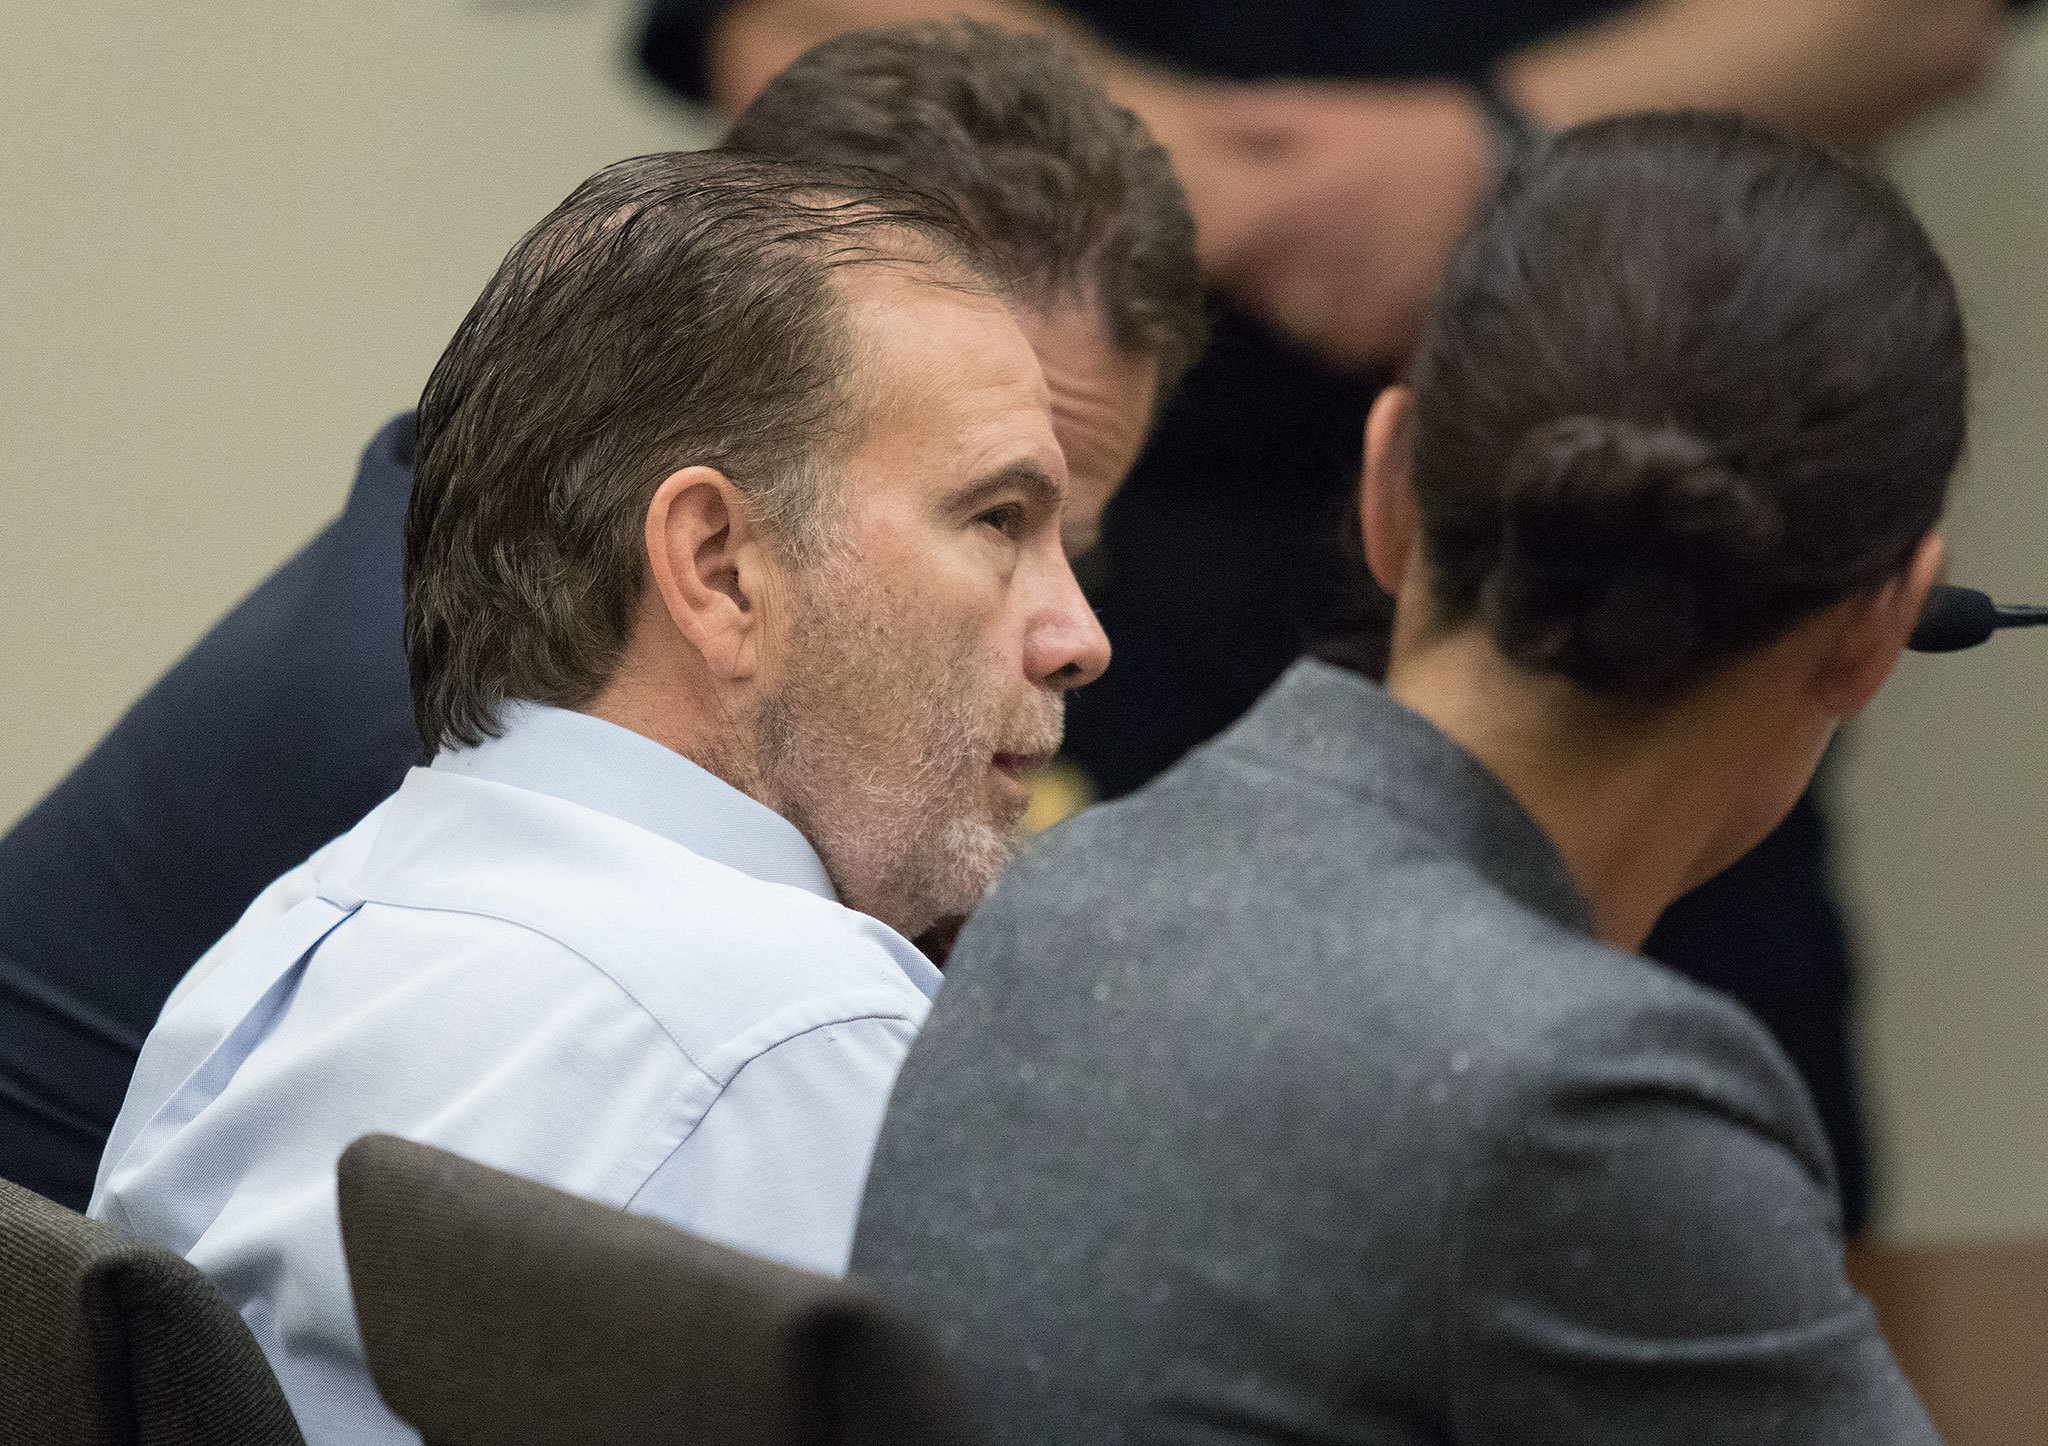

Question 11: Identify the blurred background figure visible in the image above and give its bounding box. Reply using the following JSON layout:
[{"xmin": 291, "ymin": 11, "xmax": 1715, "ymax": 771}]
[{"xmin": 639, "ymin": 0, "xmax": 2015, "ymax": 1234}]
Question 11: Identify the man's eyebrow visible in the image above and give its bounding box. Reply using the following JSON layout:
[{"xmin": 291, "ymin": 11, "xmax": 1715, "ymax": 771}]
[{"xmin": 947, "ymin": 460, "xmax": 1066, "ymax": 514}]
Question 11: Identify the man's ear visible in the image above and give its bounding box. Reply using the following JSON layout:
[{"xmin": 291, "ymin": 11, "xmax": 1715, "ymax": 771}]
[
  {"xmin": 643, "ymin": 466, "xmax": 771, "ymax": 682},
  {"xmin": 1361, "ymin": 385, "xmax": 1421, "ymax": 598},
  {"xmin": 1814, "ymin": 531, "xmax": 1946, "ymax": 718}
]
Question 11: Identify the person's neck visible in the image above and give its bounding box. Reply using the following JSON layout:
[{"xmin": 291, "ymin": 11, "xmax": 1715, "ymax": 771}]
[
  {"xmin": 582, "ymin": 646, "xmax": 768, "ymax": 809},
  {"xmin": 1384, "ymin": 628, "xmax": 1816, "ymax": 952}
]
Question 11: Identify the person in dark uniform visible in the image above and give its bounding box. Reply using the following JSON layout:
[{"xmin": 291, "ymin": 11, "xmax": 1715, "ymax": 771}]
[{"xmin": 645, "ymin": 0, "xmax": 2010, "ymax": 1232}]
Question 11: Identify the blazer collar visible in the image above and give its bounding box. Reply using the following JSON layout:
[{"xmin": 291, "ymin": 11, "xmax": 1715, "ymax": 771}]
[{"xmin": 1214, "ymin": 660, "xmax": 1593, "ymax": 936}]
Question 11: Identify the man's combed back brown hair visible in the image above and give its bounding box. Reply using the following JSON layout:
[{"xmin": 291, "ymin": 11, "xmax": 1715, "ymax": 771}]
[
  {"xmin": 407, "ymin": 150, "xmax": 995, "ymax": 755},
  {"xmin": 724, "ymin": 18, "xmax": 1205, "ymax": 395},
  {"xmin": 1410, "ymin": 111, "xmax": 1965, "ymax": 697}
]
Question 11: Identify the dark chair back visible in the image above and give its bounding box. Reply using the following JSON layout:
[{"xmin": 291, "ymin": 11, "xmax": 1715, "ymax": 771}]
[
  {"xmin": 337, "ymin": 1134, "xmax": 984, "ymax": 1446},
  {"xmin": 0, "ymin": 1173, "xmax": 304, "ymax": 1446}
]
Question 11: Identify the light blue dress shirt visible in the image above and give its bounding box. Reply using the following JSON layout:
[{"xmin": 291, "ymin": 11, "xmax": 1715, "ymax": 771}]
[{"xmin": 89, "ymin": 703, "xmax": 942, "ymax": 1446}]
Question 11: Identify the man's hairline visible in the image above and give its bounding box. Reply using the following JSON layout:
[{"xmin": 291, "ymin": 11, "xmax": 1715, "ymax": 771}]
[
  {"xmin": 784, "ymin": 275, "xmax": 1091, "ymax": 566},
  {"xmin": 798, "ymin": 246, "xmax": 1007, "ymax": 526},
  {"xmin": 757, "ymin": 257, "xmax": 1165, "ymax": 564}
]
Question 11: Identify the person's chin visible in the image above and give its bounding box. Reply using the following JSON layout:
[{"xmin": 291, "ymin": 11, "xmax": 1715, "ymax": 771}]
[
  {"xmin": 985, "ymin": 790, "xmax": 1033, "ymax": 849},
  {"xmin": 936, "ymin": 807, "xmax": 1021, "ymax": 896}
]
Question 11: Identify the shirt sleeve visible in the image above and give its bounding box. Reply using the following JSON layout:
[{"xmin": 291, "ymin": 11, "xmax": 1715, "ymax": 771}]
[
  {"xmin": 627, "ymin": 1011, "xmax": 920, "ymax": 1276},
  {"xmin": 1446, "ymin": 985, "xmax": 1936, "ymax": 1446}
]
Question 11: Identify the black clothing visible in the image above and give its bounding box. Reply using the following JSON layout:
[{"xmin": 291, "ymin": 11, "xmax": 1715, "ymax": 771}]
[
  {"xmin": 639, "ymin": 0, "xmax": 1634, "ymax": 97},
  {"xmin": 1072, "ymin": 309, "xmax": 1382, "ymax": 796}
]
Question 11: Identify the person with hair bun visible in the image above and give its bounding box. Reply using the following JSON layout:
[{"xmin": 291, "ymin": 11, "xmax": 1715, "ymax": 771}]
[{"xmin": 852, "ymin": 111, "xmax": 1958, "ymax": 1444}]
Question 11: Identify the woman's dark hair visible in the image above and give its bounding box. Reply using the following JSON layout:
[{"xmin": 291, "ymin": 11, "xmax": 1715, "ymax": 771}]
[{"xmin": 1409, "ymin": 111, "xmax": 1966, "ymax": 696}]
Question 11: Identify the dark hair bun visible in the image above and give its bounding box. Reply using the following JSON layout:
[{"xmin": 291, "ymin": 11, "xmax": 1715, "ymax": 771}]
[
  {"xmin": 1407, "ymin": 113, "xmax": 1962, "ymax": 697},
  {"xmin": 1481, "ymin": 416, "xmax": 1784, "ymax": 693}
]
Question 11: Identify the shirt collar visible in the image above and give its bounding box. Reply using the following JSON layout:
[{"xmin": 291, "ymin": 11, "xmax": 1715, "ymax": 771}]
[{"xmin": 431, "ymin": 702, "xmax": 838, "ymax": 903}]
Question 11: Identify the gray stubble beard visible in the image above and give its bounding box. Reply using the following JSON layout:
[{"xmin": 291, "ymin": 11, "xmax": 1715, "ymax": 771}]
[{"xmin": 753, "ymin": 551, "xmax": 1060, "ymax": 938}]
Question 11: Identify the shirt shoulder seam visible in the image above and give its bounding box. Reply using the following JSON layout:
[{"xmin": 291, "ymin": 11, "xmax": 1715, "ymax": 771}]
[{"xmin": 623, "ymin": 1010, "xmax": 922, "ymax": 1212}]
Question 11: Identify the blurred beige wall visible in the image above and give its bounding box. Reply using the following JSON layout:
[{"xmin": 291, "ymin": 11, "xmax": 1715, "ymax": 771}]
[
  {"xmin": 1847, "ymin": 15, "xmax": 2048, "ymax": 1241},
  {"xmin": 2, "ymin": 4, "xmax": 2044, "ymax": 1239},
  {"xmin": 0, "ymin": 0, "xmax": 711, "ymax": 828}
]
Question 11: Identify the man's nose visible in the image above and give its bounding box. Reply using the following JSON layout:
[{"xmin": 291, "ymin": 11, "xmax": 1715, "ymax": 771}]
[{"xmin": 1028, "ymin": 550, "xmax": 1112, "ymax": 691}]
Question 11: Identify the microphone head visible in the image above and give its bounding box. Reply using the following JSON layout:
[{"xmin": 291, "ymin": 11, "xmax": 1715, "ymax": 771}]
[{"xmin": 1909, "ymin": 584, "xmax": 1999, "ymax": 653}]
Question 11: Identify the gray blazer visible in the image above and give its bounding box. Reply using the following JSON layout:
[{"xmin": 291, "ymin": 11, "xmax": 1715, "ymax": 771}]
[{"xmin": 852, "ymin": 660, "xmax": 1933, "ymax": 1445}]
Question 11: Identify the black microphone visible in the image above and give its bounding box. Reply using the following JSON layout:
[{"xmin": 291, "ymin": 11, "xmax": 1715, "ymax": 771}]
[{"xmin": 1908, "ymin": 584, "xmax": 2048, "ymax": 653}]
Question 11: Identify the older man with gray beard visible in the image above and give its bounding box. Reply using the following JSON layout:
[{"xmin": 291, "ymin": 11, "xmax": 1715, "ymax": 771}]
[
  {"xmin": 0, "ymin": 21, "xmax": 1201, "ymax": 1213},
  {"xmin": 89, "ymin": 151, "xmax": 1107, "ymax": 1446}
]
